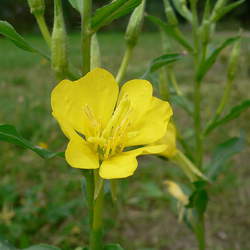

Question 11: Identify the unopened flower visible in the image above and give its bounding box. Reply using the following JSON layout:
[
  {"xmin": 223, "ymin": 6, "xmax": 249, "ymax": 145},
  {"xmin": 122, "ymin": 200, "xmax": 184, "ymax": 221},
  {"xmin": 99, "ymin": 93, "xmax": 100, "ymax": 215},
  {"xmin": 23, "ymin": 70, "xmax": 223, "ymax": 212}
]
[{"xmin": 51, "ymin": 68, "xmax": 173, "ymax": 179}]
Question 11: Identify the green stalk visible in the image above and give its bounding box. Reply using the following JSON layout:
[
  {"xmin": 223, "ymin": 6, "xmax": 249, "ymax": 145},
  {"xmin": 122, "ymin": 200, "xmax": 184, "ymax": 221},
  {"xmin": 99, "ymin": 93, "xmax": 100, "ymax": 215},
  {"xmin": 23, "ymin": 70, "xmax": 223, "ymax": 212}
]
[
  {"xmin": 34, "ymin": 13, "xmax": 51, "ymax": 48},
  {"xmin": 190, "ymin": 1, "xmax": 204, "ymax": 169},
  {"xmin": 89, "ymin": 175, "xmax": 104, "ymax": 250},
  {"xmin": 81, "ymin": 0, "xmax": 92, "ymax": 75},
  {"xmin": 194, "ymin": 216, "xmax": 206, "ymax": 250},
  {"xmin": 84, "ymin": 170, "xmax": 95, "ymax": 226},
  {"xmin": 116, "ymin": 44, "xmax": 133, "ymax": 84}
]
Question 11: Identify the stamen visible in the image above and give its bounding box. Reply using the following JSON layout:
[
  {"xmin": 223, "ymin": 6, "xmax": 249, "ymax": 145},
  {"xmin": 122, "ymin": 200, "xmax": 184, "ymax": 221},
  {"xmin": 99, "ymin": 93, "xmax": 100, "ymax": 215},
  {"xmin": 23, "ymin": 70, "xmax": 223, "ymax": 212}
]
[{"xmin": 83, "ymin": 104, "xmax": 101, "ymax": 136}]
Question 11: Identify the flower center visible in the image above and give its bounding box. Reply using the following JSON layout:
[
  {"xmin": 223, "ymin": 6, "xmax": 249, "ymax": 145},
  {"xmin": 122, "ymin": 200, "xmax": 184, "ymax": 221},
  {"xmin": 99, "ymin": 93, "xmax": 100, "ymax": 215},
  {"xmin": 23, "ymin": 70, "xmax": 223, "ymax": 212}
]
[{"xmin": 84, "ymin": 95, "xmax": 133, "ymax": 160}]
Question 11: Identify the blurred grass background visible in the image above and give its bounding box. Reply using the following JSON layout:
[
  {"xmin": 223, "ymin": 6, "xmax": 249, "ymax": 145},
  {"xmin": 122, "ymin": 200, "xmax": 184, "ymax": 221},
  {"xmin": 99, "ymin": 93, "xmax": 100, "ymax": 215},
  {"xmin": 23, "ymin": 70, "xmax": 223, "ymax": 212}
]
[{"xmin": 0, "ymin": 30, "xmax": 250, "ymax": 250}]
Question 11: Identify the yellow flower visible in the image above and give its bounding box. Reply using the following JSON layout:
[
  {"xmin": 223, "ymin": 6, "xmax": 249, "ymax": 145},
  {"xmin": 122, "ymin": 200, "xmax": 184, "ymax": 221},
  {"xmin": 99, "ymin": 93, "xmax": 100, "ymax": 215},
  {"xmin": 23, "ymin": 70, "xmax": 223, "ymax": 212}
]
[
  {"xmin": 51, "ymin": 68, "xmax": 173, "ymax": 179},
  {"xmin": 154, "ymin": 122, "xmax": 177, "ymax": 158}
]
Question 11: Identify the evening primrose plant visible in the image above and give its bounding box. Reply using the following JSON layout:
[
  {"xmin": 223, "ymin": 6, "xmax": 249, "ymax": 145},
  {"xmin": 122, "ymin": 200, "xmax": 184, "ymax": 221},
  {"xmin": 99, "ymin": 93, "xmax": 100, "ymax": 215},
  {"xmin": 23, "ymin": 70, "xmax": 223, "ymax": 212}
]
[{"xmin": 0, "ymin": 0, "xmax": 249, "ymax": 250}]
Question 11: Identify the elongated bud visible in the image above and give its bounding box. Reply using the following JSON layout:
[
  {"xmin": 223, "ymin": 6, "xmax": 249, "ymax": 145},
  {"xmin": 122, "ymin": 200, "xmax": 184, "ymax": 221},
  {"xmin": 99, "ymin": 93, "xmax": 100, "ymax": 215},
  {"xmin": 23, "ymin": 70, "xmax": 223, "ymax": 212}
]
[
  {"xmin": 199, "ymin": 19, "xmax": 212, "ymax": 45},
  {"xmin": 27, "ymin": 0, "xmax": 45, "ymax": 15},
  {"xmin": 163, "ymin": 0, "xmax": 178, "ymax": 26},
  {"xmin": 51, "ymin": 0, "xmax": 68, "ymax": 78},
  {"xmin": 227, "ymin": 38, "xmax": 241, "ymax": 81},
  {"xmin": 210, "ymin": 0, "xmax": 227, "ymax": 22},
  {"xmin": 91, "ymin": 34, "xmax": 101, "ymax": 69},
  {"xmin": 125, "ymin": 0, "xmax": 146, "ymax": 47},
  {"xmin": 172, "ymin": 0, "xmax": 192, "ymax": 22}
]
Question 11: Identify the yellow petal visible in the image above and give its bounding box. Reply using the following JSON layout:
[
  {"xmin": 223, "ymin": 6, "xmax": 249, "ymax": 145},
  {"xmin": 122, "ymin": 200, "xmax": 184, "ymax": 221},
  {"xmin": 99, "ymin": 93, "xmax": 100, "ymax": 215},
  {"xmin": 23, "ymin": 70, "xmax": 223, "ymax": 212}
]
[
  {"xmin": 99, "ymin": 144, "xmax": 166, "ymax": 179},
  {"xmin": 119, "ymin": 79, "xmax": 153, "ymax": 122},
  {"xmin": 126, "ymin": 97, "xmax": 173, "ymax": 146},
  {"xmin": 158, "ymin": 122, "xmax": 177, "ymax": 158},
  {"xmin": 51, "ymin": 68, "xmax": 119, "ymax": 137},
  {"xmin": 65, "ymin": 134, "xmax": 99, "ymax": 169}
]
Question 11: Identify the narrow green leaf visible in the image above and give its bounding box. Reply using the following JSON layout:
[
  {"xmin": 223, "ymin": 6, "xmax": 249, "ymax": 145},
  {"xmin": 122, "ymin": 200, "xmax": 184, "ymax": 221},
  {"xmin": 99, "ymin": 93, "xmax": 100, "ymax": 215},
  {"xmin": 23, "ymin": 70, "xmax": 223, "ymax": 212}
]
[
  {"xmin": 0, "ymin": 124, "xmax": 64, "ymax": 159},
  {"xmin": 170, "ymin": 94, "xmax": 194, "ymax": 115},
  {"xmin": 91, "ymin": 0, "xmax": 142, "ymax": 32},
  {"xmin": 0, "ymin": 21, "xmax": 49, "ymax": 60},
  {"xmin": 187, "ymin": 181, "xmax": 208, "ymax": 217},
  {"xmin": 68, "ymin": 0, "xmax": 82, "ymax": 14},
  {"xmin": 142, "ymin": 53, "xmax": 183, "ymax": 78},
  {"xmin": 205, "ymin": 99, "xmax": 250, "ymax": 135},
  {"xmin": 196, "ymin": 36, "xmax": 240, "ymax": 82},
  {"xmin": 214, "ymin": 0, "xmax": 245, "ymax": 22},
  {"xmin": 146, "ymin": 15, "xmax": 193, "ymax": 52},
  {"xmin": 205, "ymin": 136, "xmax": 245, "ymax": 180},
  {"xmin": 171, "ymin": 0, "xmax": 192, "ymax": 22},
  {"xmin": 24, "ymin": 244, "xmax": 61, "ymax": 250}
]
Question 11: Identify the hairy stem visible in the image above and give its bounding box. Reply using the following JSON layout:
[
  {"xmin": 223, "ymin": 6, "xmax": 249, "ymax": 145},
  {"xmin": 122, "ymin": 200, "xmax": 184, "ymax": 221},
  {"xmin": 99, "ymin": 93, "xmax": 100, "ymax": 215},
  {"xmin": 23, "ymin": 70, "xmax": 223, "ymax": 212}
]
[
  {"xmin": 35, "ymin": 13, "xmax": 51, "ymax": 48},
  {"xmin": 81, "ymin": 0, "xmax": 92, "ymax": 75},
  {"xmin": 116, "ymin": 44, "xmax": 133, "ymax": 84},
  {"xmin": 89, "ymin": 174, "xmax": 104, "ymax": 250}
]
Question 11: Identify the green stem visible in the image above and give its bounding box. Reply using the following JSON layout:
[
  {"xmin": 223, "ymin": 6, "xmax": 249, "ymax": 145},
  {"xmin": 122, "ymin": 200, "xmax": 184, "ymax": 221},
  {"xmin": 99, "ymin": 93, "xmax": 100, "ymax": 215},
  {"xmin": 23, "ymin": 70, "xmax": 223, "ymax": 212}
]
[
  {"xmin": 35, "ymin": 13, "xmax": 51, "ymax": 48},
  {"xmin": 84, "ymin": 170, "xmax": 95, "ymax": 226},
  {"xmin": 89, "ymin": 175, "xmax": 104, "ymax": 250},
  {"xmin": 116, "ymin": 44, "xmax": 134, "ymax": 84},
  {"xmin": 193, "ymin": 80, "xmax": 203, "ymax": 168},
  {"xmin": 195, "ymin": 216, "xmax": 206, "ymax": 250},
  {"xmin": 81, "ymin": 0, "xmax": 92, "ymax": 75},
  {"xmin": 190, "ymin": 1, "xmax": 204, "ymax": 168}
]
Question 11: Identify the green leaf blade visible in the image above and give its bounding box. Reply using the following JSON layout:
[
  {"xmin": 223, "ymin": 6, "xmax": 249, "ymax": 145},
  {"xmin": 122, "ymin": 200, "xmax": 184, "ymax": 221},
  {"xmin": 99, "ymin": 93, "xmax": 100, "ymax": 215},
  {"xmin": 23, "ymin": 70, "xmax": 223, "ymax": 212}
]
[
  {"xmin": 0, "ymin": 21, "xmax": 50, "ymax": 60},
  {"xmin": 92, "ymin": 0, "xmax": 142, "ymax": 32},
  {"xmin": 0, "ymin": 124, "xmax": 64, "ymax": 159},
  {"xmin": 68, "ymin": 0, "xmax": 82, "ymax": 14},
  {"xmin": 205, "ymin": 99, "xmax": 250, "ymax": 135},
  {"xmin": 196, "ymin": 36, "xmax": 240, "ymax": 82},
  {"xmin": 146, "ymin": 15, "xmax": 193, "ymax": 52},
  {"xmin": 205, "ymin": 136, "xmax": 245, "ymax": 180}
]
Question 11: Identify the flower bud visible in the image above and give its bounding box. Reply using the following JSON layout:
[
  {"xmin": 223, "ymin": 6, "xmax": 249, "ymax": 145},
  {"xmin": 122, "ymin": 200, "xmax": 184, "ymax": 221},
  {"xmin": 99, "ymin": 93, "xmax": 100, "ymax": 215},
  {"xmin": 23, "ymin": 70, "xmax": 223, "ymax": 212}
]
[
  {"xmin": 163, "ymin": 0, "xmax": 178, "ymax": 26},
  {"xmin": 51, "ymin": 0, "xmax": 68, "ymax": 78},
  {"xmin": 227, "ymin": 38, "xmax": 241, "ymax": 81},
  {"xmin": 199, "ymin": 19, "xmax": 212, "ymax": 45},
  {"xmin": 91, "ymin": 34, "xmax": 101, "ymax": 69},
  {"xmin": 27, "ymin": 0, "xmax": 45, "ymax": 16},
  {"xmin": 125, "ymin": 0, "xmax": 146, "ymax": 47}
]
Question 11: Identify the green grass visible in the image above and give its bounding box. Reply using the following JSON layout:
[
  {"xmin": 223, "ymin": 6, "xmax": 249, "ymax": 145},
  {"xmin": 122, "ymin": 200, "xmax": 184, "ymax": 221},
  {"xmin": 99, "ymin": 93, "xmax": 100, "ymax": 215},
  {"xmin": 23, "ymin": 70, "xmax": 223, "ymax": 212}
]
[{"xmin": 0, "ymin": 32, "xmax": 250, "ymax": 250}]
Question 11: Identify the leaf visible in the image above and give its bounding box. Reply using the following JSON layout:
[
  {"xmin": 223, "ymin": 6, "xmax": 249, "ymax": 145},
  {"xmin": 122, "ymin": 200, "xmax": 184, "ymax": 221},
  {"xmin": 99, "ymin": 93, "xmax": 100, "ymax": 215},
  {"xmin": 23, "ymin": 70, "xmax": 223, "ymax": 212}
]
[
  {"xmin": 92, "ymin": 0, "xmax": 142, "ymax": 32},
  {"xmin": 0, "ymin": 124, "xmax": 64, "ymax": 159},
  {"xmin": 142, "ymin": 53, "xmax": 183, "ymax": 78},
  {"xmin": 24, "ymin": 244, "xmax": 61, "ymax": 250},
  {"xmin": 214, "ymin": 0, "xmax": 245, "ymax": 22},
  {"xmin": 104, "ymin": 244, "xmax": 124, "ymax": 250},
  {"xmin": 196, "ymin": 36, "xmax": 240, "ymax": 82},
  {"xmin": 187, "ymin": 181, "xmax": 208, "ymax": 217},
  {"xmin": 205, "ymin": 99, "xmax": 250, "ymax": 135},
  {"xmin": 171, "ymin": 0, "xmax": 192, "ymax": 22},
  {"xmin": 68, "ymin": 0, "xmax": 82, "ymax": 14},
  {"xmin": 170, "ymin": 94, "xmax": 194, "ymax": 115},
  {"xmin": 147, "ymin": 15, "xmax": 193, "ymax": 52},
  {"xmin": 0, "ymin": 21, "xmax": 49, "ymax": 60},
  {"xmin": 205, "ymin": 136, "xmax": 245, "ymax": 180}
]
